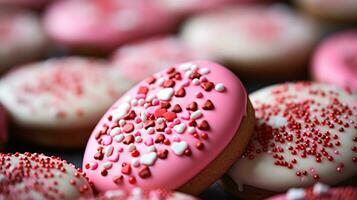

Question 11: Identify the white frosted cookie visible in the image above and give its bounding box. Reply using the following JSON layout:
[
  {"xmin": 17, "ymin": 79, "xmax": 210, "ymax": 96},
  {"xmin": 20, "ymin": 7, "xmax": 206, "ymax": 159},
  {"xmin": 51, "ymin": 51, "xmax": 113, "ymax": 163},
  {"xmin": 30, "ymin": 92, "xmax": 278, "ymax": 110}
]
[
  {"xmin": 0, "ymin": 57, "xmax": 133, "ymax": 148},
  {"xmin": 0, "ymin": 152, "xmax": 94, "ymax": 200},
  {"xmin": 0, "ymin": 9, "xmax": 47, "ymax": 72},
  {"xmin": 226, "ymin": 82, "xmax": 357, "ymax": 198},
  {"xmin": 181, "ymin": 5, "xmax": 319, "ymax": 78}
]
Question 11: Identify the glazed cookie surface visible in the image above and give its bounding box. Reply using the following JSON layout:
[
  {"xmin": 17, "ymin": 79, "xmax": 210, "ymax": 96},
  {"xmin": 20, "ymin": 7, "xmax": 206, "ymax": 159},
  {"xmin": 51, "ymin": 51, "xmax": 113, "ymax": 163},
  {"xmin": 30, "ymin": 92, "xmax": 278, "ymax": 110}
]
[
  {"xmin": 91, "ymin": 188, "xmax": 198, "ymax": 200},
  {"xmin": 181, "ymin": 5, "xmax": 318, "ymax": 77},
  {"xmin": 0, "ymin": 57, "xmax": 133, "ymax": 147},
  {"xmin": 267, "ymin": 183, "xmax": 357, "ymax": 200},
  {"xmin": 83, "ymin": 61, "xmax": 250, "ymax": 193},
  {"xmin": 112, "ymin": 37, "xmax": 209, "ymax": 83},
  {"xmin": 44, "ymin": 0, "xmax": 176, "ymax": 51},
  {"xmin": 229, "ymin": 82, "xmax": 357, "ymax": 192},
  {"xmin": 312, "ymin": 31, "xmax": 357, "ymax": 92},
  {"xmin": 0, "ymin": 9, "xmax": 47, "ymax": 71},
  {"xmin": 0, "ymin": 152, "xmax": 94, "ymax": 200}
]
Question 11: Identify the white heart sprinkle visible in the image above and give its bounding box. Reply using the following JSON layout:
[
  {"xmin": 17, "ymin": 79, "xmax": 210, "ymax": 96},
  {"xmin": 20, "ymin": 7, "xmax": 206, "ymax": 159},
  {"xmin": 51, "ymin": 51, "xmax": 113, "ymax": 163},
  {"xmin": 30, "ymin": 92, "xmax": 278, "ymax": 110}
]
[
  {"xmin": 187, "ymin": 126, "xmax": 196, "ymax": 134},
  {"xmin": 114, "ymin": 135, "xmax": 124, "ymax": 143},
  {"xmin": 199, "ymin": 68, "xmax": 210, "ymax": 74},
  {"xmin": 171, "ymin": 141, "xmax": 188, "ymax": 155},
  {"xmin": 113, "ymin": 103, "xmax": 131, "ymax": 121},
  {"xmin": 190, "ymin": 110, "xmax": 203, "ymax": 120},
  {"xmin": 148, "ymin": 146, "xmax": 156, "ymax": 152},
  {"xmin": 140, "ymin": 152, "xmax": 157, "ymax": 166},
  {"xmin": 173, "ymin": 123, "xmax": 186, "ymax": 134},
  {"xmin": 157, "ymin": 88, "xmax": 174, "ymax": 101},
  {"xmin": 215, "ymin": 83, "xmax": 225, "ymax": 92},
  {"xmin": 110, "ymin": 127, "xmax": 121, "ymax": 136},
  {"xmin": 102, "ymin": 162, "xmax": 113, "ymax": 170},
  {"xmin": 128, "ymin": 144, "xmax": 136, "ymax": 152}
]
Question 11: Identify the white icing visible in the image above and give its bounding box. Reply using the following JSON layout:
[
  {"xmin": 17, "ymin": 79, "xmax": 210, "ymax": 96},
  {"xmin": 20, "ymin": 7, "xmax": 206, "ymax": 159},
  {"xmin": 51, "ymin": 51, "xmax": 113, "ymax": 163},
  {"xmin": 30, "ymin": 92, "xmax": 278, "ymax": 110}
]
[
  {"xmin": 171, "ymin": 141, "xmax": 188, "ymax": 155},
  {"xmin": 157, "ymin": 88, "xmax": 174, "ymax": 101},
  {"xmin": 140, "ymin": 152, "xmax": 157, "ymax": 166},
  {"xmin": 173, "ymin": 123, "xmax": 186, "ymax": 134}
]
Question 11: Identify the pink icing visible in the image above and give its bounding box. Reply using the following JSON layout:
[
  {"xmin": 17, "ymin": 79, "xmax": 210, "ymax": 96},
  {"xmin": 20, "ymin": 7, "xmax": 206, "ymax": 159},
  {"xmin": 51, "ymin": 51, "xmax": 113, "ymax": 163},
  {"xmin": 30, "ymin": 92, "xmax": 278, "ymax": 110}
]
[
  {"xmin": 0, "ymin": 104, "xmax": 7, "ymax": 145},
  {"xmin": 44, "ymin": 0, "xmax": 177, "ymax": 50},
  {"xmin": 112, "ymin": 36, "xmax": 209, "ymax": 83},
  {"xmin": 83, "ymin": 61, "xmax": 247, "ymax": 192},
  {"xmin": 312, "ymin": 30, "xmax": 357, "ymax": 92}
]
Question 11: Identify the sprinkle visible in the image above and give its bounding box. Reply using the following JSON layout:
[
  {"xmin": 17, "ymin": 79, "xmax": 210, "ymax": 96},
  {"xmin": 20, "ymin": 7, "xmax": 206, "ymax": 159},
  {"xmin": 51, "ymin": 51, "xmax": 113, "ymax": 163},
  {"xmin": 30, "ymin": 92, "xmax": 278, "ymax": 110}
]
[
  {"xmin": 190, "ymin": 110, "xmax": 203, "ymax": 120},
  {"xmin": 199, "ymin": 68, "xmax": 210, "ymax": 74},
  {"xmin": 173, "ymin": 123, "xmax": 186, "ymax": 134},
  {"xmin": 110, "ymin": 127, "xmax": 121, "ymax": 136},
  {"xmin": 171, "ymin": 141, "xmax": 188, "ymax": 156},
  {"xmin": 157, "ymin": 88, "xmax": 174, "ymax": 101},
  {"xmin": 102, "ymin": 162, "xmax": 113, "ymax": 170},
  {"xmin": 114, "ymin": 134, "xmax": 124, "ymax": 143},
  {"xmin": 215, "ymin": 83, "xmax": 225, "ymax": 92},
  {"xmin": 140, "ymin": 152, "xmax": 157, "ymax": 166}
]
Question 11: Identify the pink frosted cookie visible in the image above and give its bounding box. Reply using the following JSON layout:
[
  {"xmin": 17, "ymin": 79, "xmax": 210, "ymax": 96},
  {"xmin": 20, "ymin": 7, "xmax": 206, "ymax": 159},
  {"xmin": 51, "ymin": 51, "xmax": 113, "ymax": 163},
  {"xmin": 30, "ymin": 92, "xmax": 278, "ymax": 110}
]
[
  {"xmin": 44, "ymin": 0, "xmax": 177, "ymax": 52},
  {"xmin": 82, "ymin": 61, "xmax": 255, "ymax": 194},
  {"xmin": 88, "ymin": 188, "xmax": 198, "ymax": 200},
  {"xmin": 111, "ymin": 36, "xmax": 211, "ymax": 83},
  {"xmin": 312, "ymin": 31, "xmax": 357, "ymax": 92},
  {"xmin": 0, "ymin": 57, "xmax": 133, "ymax": 148},
  {"xmin": 0, "ymin": 152, "xmax": 94, "ymax": 200},
  {"xmin": 0, "ymin": 9, "xmax": 47, "ymax": 72},
  {"xmin": 181, "ymin": 4, "xmax": 319, "ymax": 78},
  {"xmin": 0, "ymin": 104, "xmax": 7, "ymax": 150},
  {"xmin": 224, "ymin": 82, "xmax": 357, "ymax": 199},
  {"xmin": 267, "ymin": 183, "xmax": 357, "ymax": 200},
  {"xmin": 295, "ymin": 0, "xmax": 357, "ymax": 22}
]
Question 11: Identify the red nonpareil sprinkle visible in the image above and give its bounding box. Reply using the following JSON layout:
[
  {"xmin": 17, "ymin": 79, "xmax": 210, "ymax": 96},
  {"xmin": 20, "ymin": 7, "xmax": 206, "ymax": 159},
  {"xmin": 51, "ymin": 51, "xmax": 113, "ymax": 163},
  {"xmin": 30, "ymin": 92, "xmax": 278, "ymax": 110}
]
[{"xmin": 242, "ymin": 83, "xmax": 356, "ymax": 180}]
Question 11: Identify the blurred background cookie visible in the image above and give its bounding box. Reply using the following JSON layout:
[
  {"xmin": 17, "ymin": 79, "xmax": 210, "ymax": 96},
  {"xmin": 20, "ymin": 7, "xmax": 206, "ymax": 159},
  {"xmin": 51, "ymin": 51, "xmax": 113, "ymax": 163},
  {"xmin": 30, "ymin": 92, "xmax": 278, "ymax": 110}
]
[
  {"xmin": 311, "ymin": 30, "xmax": 357, "ymax": 92},
  {"xmin": 0, "ymin": 9, "xmax": 48, "ymax": 73},
  {"xmin": 0, "ymin": 57, "xmax": 133, "ymax": 149},
  {"xmin": 43, "ymin": 0, "xmax": 178, "ymax": 54},
  {"xmin": 181, "ymin": 4, "xmax": 319, "ymax": 79}
]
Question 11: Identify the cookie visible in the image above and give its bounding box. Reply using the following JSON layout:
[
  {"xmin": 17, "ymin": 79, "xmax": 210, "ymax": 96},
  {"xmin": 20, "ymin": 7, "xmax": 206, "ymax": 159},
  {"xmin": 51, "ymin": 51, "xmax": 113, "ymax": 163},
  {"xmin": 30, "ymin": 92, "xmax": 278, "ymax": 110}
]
[
  {"xmin": 0, "ymin": 152, "xmax": 94, "ymax": 200},
  {"xmin": 0, "ymin": 57, "xmax": 133, "ymax": 148},
  {"xmin": 312, "ymin": 30, "xmax": 357, "ymax": 92},
  {"xmin": 224, "ymin": 82, "xmax": 357, "ymax": 199},
  {"xmin": 181, "ymin": 4, "xmax": 319, "ymax": 79},
  {"xmin": 83, "ymin": 61, "xmax": 255, "ymax": 194}
]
